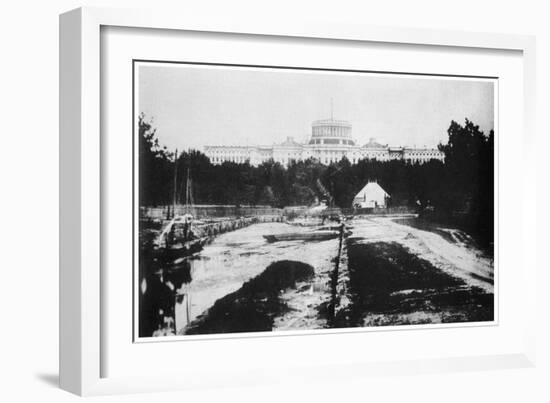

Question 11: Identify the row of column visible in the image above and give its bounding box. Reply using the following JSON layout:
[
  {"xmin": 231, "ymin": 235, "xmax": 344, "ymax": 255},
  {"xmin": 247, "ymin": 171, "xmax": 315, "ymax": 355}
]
[{"xmin": 313, "ymin": 126, "xmax": 351, "ymax": 138}]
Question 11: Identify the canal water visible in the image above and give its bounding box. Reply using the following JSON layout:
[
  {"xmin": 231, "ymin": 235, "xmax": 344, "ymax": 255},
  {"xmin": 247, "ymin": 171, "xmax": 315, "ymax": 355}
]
[{"xmin": 173, "ymin": 222, "xmax": 340, "ymax": 334}]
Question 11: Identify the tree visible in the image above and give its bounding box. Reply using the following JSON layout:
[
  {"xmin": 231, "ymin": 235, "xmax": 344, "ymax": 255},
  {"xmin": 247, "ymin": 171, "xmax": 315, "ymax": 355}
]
[
  {"xmin": 138, "ymin": 114, "xmax": 173, "ymax": 206},
  {"xmin": 437, "ymin": 119, "xmax": 494, "ymax": 246}
]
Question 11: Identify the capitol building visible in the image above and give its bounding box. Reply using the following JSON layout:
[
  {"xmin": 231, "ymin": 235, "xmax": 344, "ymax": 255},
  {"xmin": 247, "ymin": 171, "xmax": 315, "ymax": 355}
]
[{"xmin": 204, "ymin": 117, "xmax": 444, "ymax": 166}]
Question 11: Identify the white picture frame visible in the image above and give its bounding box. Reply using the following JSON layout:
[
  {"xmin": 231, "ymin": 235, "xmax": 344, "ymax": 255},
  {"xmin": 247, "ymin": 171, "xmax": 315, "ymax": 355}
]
[{"xmin": 60, "ymin": 6, "xmax": 537, "ymax": 396}]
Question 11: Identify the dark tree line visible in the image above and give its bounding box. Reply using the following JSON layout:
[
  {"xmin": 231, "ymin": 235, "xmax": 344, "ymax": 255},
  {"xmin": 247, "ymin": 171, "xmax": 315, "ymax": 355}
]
[
  {"xmin": 139, "ymin": 115, "xmax": 494, "ymax": 245},
  {"xmin": 138, "ymin": 113, "xmax": 174, "ymax": 207},
  {"xmin": 438, "ymin": 119, "xmax": 494, "ymax": 245}
]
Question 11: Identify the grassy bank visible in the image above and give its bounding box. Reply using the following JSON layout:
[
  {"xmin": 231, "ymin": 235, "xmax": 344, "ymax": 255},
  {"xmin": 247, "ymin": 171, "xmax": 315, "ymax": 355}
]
[
  {"xmin": 394, "ymin": 216, "xmax": 493, "ymax": 259},
  {"xmin": 418, "ymin": 211, "xmax": 494, "ymax": 253}
]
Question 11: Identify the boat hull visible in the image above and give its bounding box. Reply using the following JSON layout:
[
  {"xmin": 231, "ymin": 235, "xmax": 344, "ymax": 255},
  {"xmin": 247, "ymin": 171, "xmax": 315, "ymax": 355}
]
[
  {"xmin": 153, "ymin": 237, "xmax": 209, "ymax": 263},
  {"xmin": 263, "ymin": 230, "xmax": 340, "ymax": 243}
]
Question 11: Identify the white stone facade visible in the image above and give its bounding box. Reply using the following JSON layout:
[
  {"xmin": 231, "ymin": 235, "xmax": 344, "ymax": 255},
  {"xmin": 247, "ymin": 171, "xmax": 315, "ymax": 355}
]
[{"xmin": 204, "ymin": 118, "xmax": 445, "ymax": 166}]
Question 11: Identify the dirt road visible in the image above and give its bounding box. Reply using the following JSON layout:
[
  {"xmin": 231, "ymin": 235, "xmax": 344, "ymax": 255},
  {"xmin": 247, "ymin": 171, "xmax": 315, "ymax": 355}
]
[{"xmin": 350, "ymin": 216, "xmax": 494, "ymax": 293}]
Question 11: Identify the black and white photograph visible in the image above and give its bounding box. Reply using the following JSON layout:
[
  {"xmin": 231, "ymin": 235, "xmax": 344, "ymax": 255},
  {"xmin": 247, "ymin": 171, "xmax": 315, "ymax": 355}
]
[
  {"xmin": 135, "ymin": 61, "xmax": 495, "ymax": 338},
  {"xmin": 2, "ymin": 0, "xmax": 547, "ymax": 399}
]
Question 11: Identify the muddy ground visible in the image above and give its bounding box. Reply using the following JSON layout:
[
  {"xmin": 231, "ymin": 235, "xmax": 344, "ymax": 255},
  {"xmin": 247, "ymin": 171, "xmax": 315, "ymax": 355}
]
[
  {"xmin": 332, "ymin": 240, "xmax": 493, "ymax": 327},
  {"xmin": 185, "ymin": 260, "xmax": 314, "ymax": 335},
  {"xmin": 140, "ymin": 215, "xmax": 495, "ymax": 337}
]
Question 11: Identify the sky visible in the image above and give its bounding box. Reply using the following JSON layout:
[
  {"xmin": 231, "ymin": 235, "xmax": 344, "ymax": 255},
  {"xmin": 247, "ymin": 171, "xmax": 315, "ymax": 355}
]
[{"xmin": 137, "ymin": 62, "xmax": 495, "ymax": 152}]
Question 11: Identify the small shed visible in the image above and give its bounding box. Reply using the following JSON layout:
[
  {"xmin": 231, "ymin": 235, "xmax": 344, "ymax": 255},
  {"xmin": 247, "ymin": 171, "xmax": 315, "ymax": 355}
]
[{"xmin": 353, "ymin": 181, "xmax": 389, "ymax": 208}]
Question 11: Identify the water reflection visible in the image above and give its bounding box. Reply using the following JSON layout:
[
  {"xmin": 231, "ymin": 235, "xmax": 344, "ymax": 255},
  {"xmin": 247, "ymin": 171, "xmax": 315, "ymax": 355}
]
[{"xmin": 139, "ymin": 252, "xmax": 193, "ymax": 337}]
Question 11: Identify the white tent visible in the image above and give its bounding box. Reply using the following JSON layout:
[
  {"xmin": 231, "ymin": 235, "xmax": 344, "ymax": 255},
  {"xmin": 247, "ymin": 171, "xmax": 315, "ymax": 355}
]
[{"xmin": 353, "ymin": 181, "xmax": 389, "ymax": 208}]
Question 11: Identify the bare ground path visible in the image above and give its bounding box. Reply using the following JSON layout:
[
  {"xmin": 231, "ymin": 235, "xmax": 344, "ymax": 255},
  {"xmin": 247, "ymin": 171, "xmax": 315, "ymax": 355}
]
[{"xmin": 350, "ymin": 216, "xmax": 494, "ymax": 293}]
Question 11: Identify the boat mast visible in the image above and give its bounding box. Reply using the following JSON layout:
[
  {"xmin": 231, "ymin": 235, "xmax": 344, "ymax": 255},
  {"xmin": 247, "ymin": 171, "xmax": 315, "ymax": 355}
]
[
  {"xmin": 173, "ymin": 148, "xmax": 178, "ymax": 218},
  {"xmin": 185, "ymin": 166, "xmax": 190, "ymax": 214},
  {"xmin": 184, "ymin": 165, "xmax": 195, "ymax": 215}
]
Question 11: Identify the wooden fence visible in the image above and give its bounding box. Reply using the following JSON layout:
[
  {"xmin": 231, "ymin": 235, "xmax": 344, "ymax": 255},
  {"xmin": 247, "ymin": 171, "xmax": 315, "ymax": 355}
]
[{"xmin": 140, "ymin": 204, "xmax": 284, "ymax": 220}]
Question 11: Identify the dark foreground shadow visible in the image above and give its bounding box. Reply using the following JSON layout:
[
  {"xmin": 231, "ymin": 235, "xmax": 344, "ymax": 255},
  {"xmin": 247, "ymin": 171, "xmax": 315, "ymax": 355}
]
[
  {"xmin": 185, "ymin": 260, "xmax": 314, "ymax": 335},
  {"xmin": 35, "ymin": 373, "xmax": 59, "ymax": 388}
]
